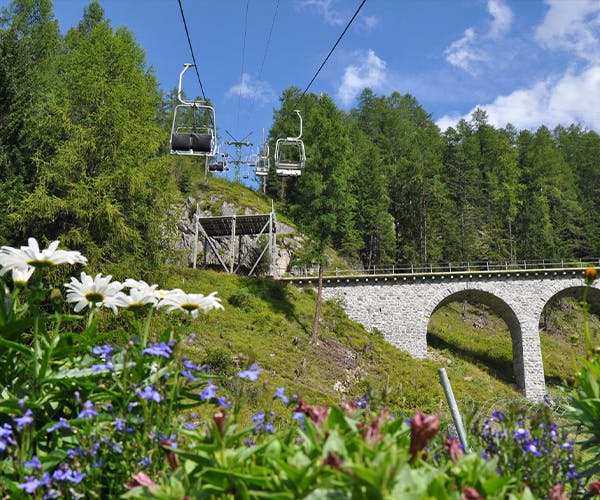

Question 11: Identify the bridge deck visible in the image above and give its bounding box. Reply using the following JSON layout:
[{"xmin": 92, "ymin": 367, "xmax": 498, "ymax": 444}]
[{"xmin": 279, "ymin": 265, "xmax": 596, "ymax": 283}]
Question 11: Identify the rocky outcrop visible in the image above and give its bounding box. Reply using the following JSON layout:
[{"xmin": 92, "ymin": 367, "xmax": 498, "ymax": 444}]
[{"xmin": 175, "ymin": 195, "xmax": 303, "ymax": 276}]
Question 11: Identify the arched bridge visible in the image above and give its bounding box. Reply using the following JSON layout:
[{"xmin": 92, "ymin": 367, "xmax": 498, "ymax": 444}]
[{"xmin": 281, "ymin": 263, "xmax": 600, "ymax": 401}]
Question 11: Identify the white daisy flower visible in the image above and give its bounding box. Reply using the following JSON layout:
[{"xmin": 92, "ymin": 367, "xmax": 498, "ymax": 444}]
[
  {"xmin": 0, "ymin": 238, "xmax": 87, "ymax": 276},
  {"xmin": 11, "ymin": 267, "xmax": 35, "ymax": 285},
  {"xmin": 156, "ymin": 290, "xmax": 223, "ymax": 318},
  {"xmin": 123, "ymin": 278, "xmax": 159, "ymax": 295},
  {"xmin": 63, "ymin": 272, "xmax": 124, "ymax": 313},
  {"xmin": 111, "ymin": 288, "xmax": 158, "ymax": 311}
]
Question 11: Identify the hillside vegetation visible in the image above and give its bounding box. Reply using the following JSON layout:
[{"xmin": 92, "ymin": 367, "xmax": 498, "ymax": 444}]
[
  {"xmin": 1, "ymin": 0, "xmax": 598, "ymax": 418},
  {"xmin": 98, "ymin": 261, "xmax": 596, "ymax": 421}
]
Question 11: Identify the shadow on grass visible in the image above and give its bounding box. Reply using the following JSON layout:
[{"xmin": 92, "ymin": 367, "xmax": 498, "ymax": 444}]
[
  {"xmin": 242, "ymin": 278, "xmax": 296, "ymax": 319},
  {"xmin": 427, "ymin": 331, "xmax": 516, "ymax": 385}
]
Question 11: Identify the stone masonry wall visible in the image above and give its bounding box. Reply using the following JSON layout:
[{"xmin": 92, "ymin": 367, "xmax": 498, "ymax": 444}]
[{"xmin": 316, "ymin": 270, "xmax": 599, "ymax": 401}]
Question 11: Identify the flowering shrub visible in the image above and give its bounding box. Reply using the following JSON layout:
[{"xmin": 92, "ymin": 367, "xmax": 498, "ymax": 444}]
[
  {"xmin": 0, "ymin": 238, "xmax": 225, "ymax": 497},
  {"xmin": 471, "ymin": 407, "xmax": 583, "ymax": 496}
]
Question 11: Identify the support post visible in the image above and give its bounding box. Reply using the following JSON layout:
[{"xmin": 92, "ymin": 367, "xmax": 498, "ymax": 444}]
[
  {"xmin": 230, "ymin": 215, "xmax": 236, "ymax": 273},
  {"xmin": 192, "ymin": 204, "xmax": 199, "ymax": 269},
  {"xmin": 438, "ymin": 368, "xmax": 469, "ymax": 452}
]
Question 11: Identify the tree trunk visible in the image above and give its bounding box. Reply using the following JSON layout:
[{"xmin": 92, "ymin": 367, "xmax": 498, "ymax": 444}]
[{"xmin": 310, "ymin": 263, "xmax": 324, "ymax": 345}]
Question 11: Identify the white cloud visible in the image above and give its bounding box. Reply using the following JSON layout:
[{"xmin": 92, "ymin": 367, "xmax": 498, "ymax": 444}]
[
  {"xmin": 444, "ymin": 0, "xmax": 513, "ymax": 72},
  {"xmin": 444, "ymin": 28, "xmax": 487, "ymax": 74},
  {"xmin": 535, "ymin": 0, "xmax": 600, "ymax": 63},
  {"xmin": 297, "ymin": 0, "xmax": 345, "ymax": 26},
  {"xmin": 297, "ymin": 0, "xmax": 379, "ymax": 30},
  {"xmin": 336, "ymin": 49, "xmax": 387, "ymax": 107},
  {"xmin": 488, "ymin": 0, "xmax": 514, "ymax": 39},
  {"xmin": 225, "ymin": 73, "xmax": 275, "ymax": 104},
  {"xmin": 360, "ymin": 14, "xmax": 380, "ymax": 32},
  {"xmin": 436, "ymin": 66, "xmax": 600, "ymax": 132}
]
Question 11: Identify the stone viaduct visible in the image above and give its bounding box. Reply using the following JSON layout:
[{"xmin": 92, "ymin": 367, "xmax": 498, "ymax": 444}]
[{"xmin": 282, "ymin": 266, "xmax": 600, "ymax": 401}]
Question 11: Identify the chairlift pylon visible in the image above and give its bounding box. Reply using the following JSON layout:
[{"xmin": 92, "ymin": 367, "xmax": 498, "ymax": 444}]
[
  {"xmin": 274, "ymin": 110, "xmax": 305, "ymax": 177},
  {"xmin": 170, "ymin": 63, "xmax": 217, "ymax": 157}
]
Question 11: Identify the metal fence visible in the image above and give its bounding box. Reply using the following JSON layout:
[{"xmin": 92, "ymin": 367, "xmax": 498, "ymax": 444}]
[{"xmin": 286, "ymin": 258, "xmax": 600, "ymax": 279}]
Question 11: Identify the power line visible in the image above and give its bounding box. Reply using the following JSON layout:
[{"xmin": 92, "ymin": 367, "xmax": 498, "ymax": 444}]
[
  {"xmin": 295, "ymin": 0, "xmax": 367, "ymax": 107},
  {"xmin": 177, "ymin": 0, "xmax": 207, "ymax": 101}
]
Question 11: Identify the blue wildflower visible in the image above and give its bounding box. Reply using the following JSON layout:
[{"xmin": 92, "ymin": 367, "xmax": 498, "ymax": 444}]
[
  {"xmin": 200, "ymin": 380, "xmax": 218, "ymax": 401},
  {"xmin": 53, "ymin": 467, "xmax": 86, "ymax": 484},
  {"xmin": 92, "ymin": 345, "xmax": 113, "ymax": 358},
  {"xmin": 24, "ymin": 455, "xmax": 42, "ymax": 469},
  {"xmin": 238, "ymin": 362, "xmax": 263, "ymax": 381},
  {"xmin": 136, "ymin": 385, "xmax": 162, "ymax": 403},
  {"xmin": 492, "ymin": 411, "xmax": 506, "ymax": 421},
  {"xmin": 114, "ymin": 417, "xmax": 126, "ymax": 432},
  {"xmin": 0, "ymin": 424, "xmax": 16, "ymax": 451},
  {"xmin": 18, "ymin": 473, "xmax": 51, "ymax": 494},
  {"xmin": 217, "ymin": 396, "xmax": 232, "ymax": 409},
  {"xmin": 292, "ymin": 412, "xmax": 305, "ymax": 429},
  {"xmin": 78, "ymin": 400, "xmax": 98, "ymax": 419},
  {"xmin": 138, "ymin": 456, "xmax": 151, "ymax": 468},
  {"xmin": 514, "ymin": 428, "xmax": 528, "ymax": 440},
  {"xmin": 181, "ymin": 369, "xmax": 200, "ymax": 382},
  {"xmin": 274, "ymin": 386, "xmax": 289, "ymax": 404},
  {"xmin": 524, "ymin": 442, "xmax": 542, "ymax": 457},
  {"xmin": 14, "ymin": 409, "xmax": 34, "ymax": 430},
  {"xmin": 142, "ymin": 342, "xmax": 173, "ymax": 358},
  {"xmin": 183, "ymin": 359, "xmax": 200, "ymax": 371}
]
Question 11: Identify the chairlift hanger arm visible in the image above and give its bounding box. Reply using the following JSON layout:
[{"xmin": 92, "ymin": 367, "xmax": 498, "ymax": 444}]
[{"xmin": 286, "ymin": 110, "xmax": 303, "ymax": 141}]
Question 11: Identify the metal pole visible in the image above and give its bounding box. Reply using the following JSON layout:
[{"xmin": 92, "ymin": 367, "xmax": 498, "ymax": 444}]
[
  {"xmin": 438, "ymin": 368, "xmax": 469, "ymax": 452},
  {"xmin": 230, "ymin": 216, "xmax": 236, "ymax": 273},
  {"xmin": 192, "ymin": 204, "xmax": 199, "ymax": 269}
]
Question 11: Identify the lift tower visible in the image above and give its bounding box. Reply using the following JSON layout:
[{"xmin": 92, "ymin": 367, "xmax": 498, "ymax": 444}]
[{"xmin": 224, "ymin": 130, "xmax": 253, "ymax": 183}]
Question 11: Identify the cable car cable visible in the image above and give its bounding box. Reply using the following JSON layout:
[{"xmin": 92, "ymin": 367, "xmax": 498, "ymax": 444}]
[
  {"xmin": 177, "ymin": 0, "xmax": 207, "ymax": 102},
  {"xmin": 258, "ymin": 0, "xmax": 280, "ymax": 81},
  {"xmin": 236, "ymin": 0, "xmax": 251, "ymax": 127},
  {"xmin": 294, "ymin": 0, "xmax": 367, "ymax": 108}
]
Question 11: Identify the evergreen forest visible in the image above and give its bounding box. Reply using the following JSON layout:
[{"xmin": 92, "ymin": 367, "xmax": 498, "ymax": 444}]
[{"xmin": 2, "ymin": 0, "xmax": 600, "ymax": 273}]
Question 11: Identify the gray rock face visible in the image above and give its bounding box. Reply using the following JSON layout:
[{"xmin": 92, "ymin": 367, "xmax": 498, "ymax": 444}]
[{"xmin": 175, "ymin": 195, "xmax": 302, "ymax": 275}]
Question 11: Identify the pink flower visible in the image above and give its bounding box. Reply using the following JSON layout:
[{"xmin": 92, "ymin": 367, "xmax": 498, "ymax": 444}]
[
  {"xmin": 446, "ymin": 437, "xmax": 463, "ymax": 463},
  {"xmin": 409, "ymin": 410, "xmax": 440, "ymax": 461},
  {"xmin": 589, "ymin": 481, "xmax": 600, "ymax": 496},
  {"xmin": 295, "ymin": 400, "xmax": 329, "ymax": 428},
  {"xmin": 462, "ymin": 486, "xmax": 483, "ymax": 500},
  {"xmin": 124, "ymin": 471, "xmax": 157, "ymax": 490}
]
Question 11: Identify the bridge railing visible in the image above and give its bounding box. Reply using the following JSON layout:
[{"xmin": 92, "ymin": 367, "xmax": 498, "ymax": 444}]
[{"xmin": 285, "ymin": 258, "xmax": 600, "ymax": 278}]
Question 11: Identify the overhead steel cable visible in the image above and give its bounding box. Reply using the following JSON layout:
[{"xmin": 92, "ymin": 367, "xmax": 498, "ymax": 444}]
[
  {"xmin": 177, "ymin": 0, "xmax": 207, "ymax": 102},
  {"xmin": 295, "ymin": 0, "xmax": 367, "ymax": 107},
  {"xmin": 258, "ymin": 0, "xmax": 280, "ymax": 81},
  {"xmin": 236, "ymin": 0, "xmax": 251, "ymax": 126}
]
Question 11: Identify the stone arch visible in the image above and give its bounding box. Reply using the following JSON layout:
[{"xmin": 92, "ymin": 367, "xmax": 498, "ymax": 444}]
[
  {"xmin": 536, "ymin": 284, "xmax": 600, "ymax": 361},
  {"xmin": 420, "ymin": 285, "xmax": 527, "ymax": 394}
]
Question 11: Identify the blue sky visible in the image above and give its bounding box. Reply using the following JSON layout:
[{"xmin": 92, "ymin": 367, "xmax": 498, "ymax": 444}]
[{"xmin": 6, "ymin": 1, "xmax": 600, "ymax": 155}]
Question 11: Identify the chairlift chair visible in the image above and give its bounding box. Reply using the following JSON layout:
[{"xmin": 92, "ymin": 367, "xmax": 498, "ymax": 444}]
[
  {"xmin": 274, "ymin": 110, "xmax": 305, "ymax": 177},
  {"xmin": 208, "ymin": 147, "xmax": 228, "ymax": 172},
  {"xmin": 170, "ymin": 63, "xmax": 217, "ymax": 157},
  {"xmin": 255, "ymin": 143, "xmax": 269, "ymax": 177}
]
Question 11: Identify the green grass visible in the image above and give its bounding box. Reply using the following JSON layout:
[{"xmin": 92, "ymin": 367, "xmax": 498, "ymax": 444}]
[
  {"xmin": 108, "ymin": 173, "xmax": 598, "ymax": 420},
  {"xmin": 100, "ymin": 266, "xmax": 537, "ymax": 419}
]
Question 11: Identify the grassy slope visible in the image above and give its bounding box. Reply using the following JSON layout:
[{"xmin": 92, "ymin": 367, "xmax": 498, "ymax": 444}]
[{"xmin": 127, "ymin": 174, "xmax": 598, "ymax": 419}]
